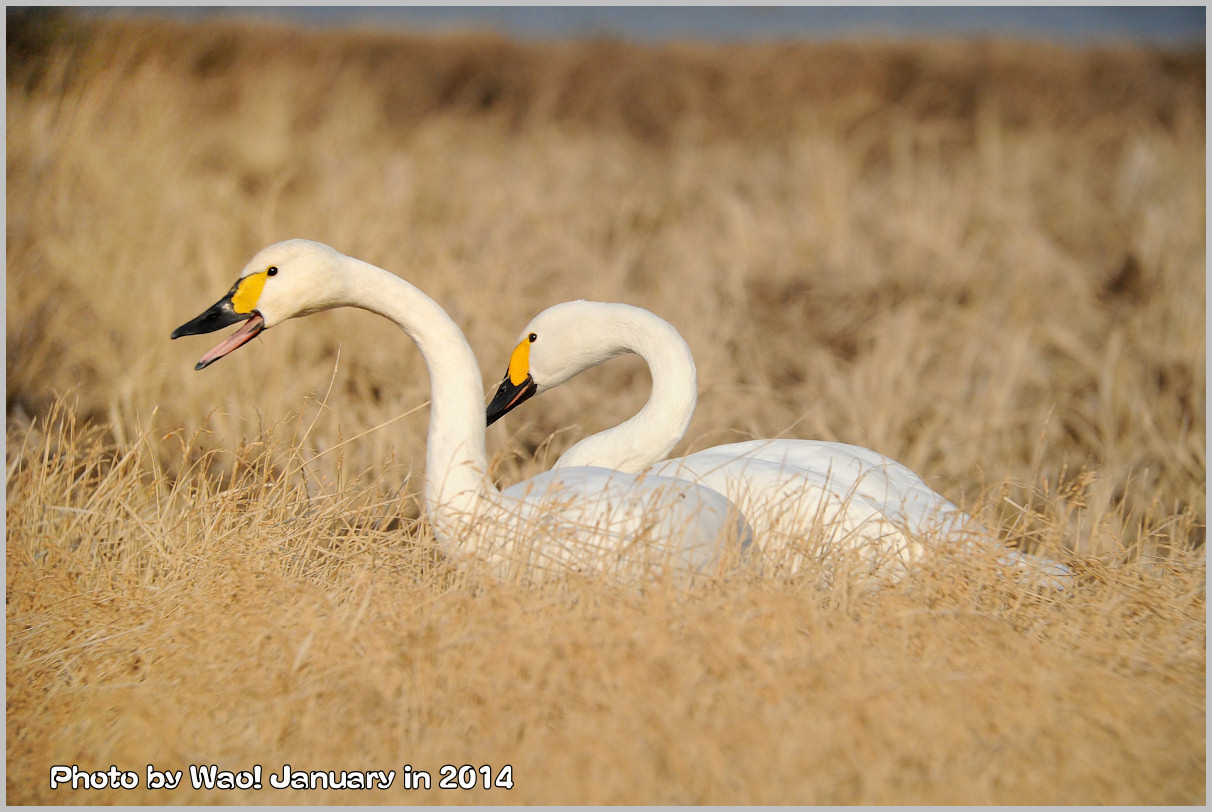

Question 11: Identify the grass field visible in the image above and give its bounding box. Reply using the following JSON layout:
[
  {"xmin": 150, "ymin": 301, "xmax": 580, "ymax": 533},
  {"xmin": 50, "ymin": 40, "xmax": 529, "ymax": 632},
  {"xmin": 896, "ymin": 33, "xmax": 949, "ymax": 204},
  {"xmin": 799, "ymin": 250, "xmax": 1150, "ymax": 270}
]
[{"xmin": 6, "ymin": 10, "xmax": 1205, "ymax": 804}]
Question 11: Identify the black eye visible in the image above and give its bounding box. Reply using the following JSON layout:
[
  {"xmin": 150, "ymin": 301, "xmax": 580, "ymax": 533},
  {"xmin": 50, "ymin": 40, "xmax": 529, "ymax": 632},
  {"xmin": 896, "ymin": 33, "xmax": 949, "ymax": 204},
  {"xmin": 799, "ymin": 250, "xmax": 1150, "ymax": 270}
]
[
  {"xmin": 528, "ymin": 333, "xmax": 537, "ymax": 342},
  {"xmin": 267, "ymin": 266, "xmax": 278, "ymax": 276}
]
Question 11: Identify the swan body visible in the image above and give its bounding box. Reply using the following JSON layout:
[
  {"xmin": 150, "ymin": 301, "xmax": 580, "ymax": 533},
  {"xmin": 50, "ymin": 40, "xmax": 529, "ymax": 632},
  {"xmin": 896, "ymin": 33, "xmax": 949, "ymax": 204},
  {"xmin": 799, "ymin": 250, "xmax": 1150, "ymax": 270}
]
[
  {"xmin": 171, "ymin": 241, "xmax": 752, "ymax": 582},
  {"xmin": 487, "ymin": 301, "xmax": 1071, "ymax": 585}
]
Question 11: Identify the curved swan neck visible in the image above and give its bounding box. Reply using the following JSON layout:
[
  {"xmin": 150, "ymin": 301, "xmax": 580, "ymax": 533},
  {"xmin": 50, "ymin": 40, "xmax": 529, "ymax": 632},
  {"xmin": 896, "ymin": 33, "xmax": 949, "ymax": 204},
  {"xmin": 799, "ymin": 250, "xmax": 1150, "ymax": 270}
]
[
  {"xmin": 334, "ymin": 256, "xmax": 490, "ymax": 515},
  {"xmin": 554, "ymin": 306, "xmax": 697, "ymax": 473}
]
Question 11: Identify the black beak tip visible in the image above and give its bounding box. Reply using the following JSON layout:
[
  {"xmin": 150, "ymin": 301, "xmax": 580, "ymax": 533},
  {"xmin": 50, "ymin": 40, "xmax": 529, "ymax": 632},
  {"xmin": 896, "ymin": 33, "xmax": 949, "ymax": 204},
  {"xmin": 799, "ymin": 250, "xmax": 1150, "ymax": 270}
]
[
  {"xmin": 170, "ymin": 297, "xmax": 244, "ymax": 341},
  {"xmin": 486, "ymin": 375, "xmax": 538, "ymax": 426}
]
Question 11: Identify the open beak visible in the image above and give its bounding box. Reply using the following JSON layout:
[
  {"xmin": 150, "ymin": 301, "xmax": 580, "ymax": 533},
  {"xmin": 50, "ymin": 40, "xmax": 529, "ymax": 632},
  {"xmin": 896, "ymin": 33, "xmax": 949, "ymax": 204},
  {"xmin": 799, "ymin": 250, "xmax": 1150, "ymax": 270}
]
[
  {"xmin": 486, "ymin": 371, "xmax": 538, "ymax": 426},
  {"xmin": 171, "ymin": 284, "xmax": 265, "ymax": 371}
]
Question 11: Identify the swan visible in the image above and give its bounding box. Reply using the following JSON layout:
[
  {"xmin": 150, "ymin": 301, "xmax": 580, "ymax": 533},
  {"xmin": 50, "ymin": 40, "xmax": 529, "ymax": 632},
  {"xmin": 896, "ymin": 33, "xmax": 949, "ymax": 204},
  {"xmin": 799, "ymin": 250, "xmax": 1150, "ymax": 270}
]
[
  {"xmin": 486, "ymin": 301, "xmax": 1072, "ymax": 586},
  {"xmin": 170, "ymin": 241, "xmax": 752, "ymax": 583}
]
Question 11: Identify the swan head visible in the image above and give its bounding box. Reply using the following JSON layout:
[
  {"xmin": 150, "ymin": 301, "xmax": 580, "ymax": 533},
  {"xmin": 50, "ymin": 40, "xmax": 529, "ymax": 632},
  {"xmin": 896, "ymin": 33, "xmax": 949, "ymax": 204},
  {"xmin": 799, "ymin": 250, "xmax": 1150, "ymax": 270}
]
[
  {"xmin": 171, "ymin": 239, "xmax": 348, "ymax": 370},
  {"xmin": 486, "ymin": 301, "xmax": 641, "ymax": 426}
]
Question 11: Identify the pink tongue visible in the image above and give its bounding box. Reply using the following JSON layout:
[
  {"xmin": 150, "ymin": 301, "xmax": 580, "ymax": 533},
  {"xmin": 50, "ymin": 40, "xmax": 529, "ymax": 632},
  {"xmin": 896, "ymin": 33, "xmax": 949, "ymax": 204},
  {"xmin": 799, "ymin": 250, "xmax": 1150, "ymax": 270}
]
[{"xmin": 197, "ymin": 314, "xmax": 265, "ymax": 368}]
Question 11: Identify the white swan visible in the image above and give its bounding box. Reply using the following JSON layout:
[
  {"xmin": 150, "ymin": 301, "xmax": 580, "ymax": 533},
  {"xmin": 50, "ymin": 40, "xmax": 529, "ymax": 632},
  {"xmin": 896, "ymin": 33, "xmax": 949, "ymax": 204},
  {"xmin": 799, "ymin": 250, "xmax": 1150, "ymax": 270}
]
[
  {"xmin": 171, "ymin": 241, "xmax": 752, "ymax": 583},
  {"xmin": 486, "ymin": 301, "xmax": 1072, "ymax": 586}
]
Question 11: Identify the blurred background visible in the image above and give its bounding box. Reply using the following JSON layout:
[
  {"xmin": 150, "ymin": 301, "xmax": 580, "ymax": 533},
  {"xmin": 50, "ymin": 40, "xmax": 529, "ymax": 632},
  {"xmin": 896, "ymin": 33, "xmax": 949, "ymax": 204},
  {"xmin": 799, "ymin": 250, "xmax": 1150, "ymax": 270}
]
[
  {"xmin": 7, "ymin": 5, "xmax": 1205, "ymax": 805},
  {"xmin": 79, "ymin": 5, "xmax": 1206, "ymax": 46}
]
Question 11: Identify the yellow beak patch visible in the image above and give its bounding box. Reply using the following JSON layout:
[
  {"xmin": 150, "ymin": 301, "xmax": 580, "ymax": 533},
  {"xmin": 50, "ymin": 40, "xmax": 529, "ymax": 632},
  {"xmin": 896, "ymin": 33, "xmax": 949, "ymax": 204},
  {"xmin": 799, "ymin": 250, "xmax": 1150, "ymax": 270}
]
[
  {"xmin": 230, "ymin": 270, "xmax": 270, "ymax": 315},
  {"xmin": 507, "ymin": 337, "xmax": 532, "ymax": 385}
]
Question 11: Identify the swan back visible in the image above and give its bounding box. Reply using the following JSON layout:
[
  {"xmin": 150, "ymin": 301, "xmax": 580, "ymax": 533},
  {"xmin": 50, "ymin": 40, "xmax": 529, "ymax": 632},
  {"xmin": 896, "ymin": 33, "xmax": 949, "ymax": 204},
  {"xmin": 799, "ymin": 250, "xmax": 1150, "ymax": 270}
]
[{"xmin": 650, "ymin": 441, "xmax": 1071, "ymax": 588}]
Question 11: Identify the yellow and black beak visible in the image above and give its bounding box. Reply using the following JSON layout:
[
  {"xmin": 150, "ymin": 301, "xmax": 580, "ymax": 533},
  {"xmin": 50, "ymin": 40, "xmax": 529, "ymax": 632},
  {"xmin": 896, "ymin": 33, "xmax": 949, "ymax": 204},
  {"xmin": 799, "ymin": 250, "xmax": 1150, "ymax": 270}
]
[
  {"xmin": 486, "ymin": 333, "xmax": 538, "ymax": 426},
  {"xmin": 171, "ymin": 272, "xmax": 269, "ymax": 370}
]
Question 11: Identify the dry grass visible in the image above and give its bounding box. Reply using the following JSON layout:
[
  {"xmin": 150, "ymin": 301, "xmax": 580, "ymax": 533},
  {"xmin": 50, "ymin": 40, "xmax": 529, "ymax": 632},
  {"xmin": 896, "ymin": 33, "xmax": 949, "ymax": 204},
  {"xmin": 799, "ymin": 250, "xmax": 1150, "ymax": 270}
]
[{"xmin": 6, "ymin": 10, "xmax": 1205, "ymax": 804}]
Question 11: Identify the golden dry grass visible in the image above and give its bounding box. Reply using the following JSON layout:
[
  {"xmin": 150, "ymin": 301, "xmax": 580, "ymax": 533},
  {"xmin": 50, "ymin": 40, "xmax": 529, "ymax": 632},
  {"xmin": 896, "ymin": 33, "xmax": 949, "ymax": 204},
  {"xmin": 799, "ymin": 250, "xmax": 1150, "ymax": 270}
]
[{"xmin": 6, "ymin": 10, "xmax": 1205, "ymax": 804}]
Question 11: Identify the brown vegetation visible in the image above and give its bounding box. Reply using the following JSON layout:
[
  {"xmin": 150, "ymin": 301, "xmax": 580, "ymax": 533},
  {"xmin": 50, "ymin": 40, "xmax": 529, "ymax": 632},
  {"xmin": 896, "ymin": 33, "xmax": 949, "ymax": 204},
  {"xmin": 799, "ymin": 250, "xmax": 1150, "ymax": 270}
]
[{"xmin": 6, "ymin": 10, "xmax": 1205, "ymax": 804}]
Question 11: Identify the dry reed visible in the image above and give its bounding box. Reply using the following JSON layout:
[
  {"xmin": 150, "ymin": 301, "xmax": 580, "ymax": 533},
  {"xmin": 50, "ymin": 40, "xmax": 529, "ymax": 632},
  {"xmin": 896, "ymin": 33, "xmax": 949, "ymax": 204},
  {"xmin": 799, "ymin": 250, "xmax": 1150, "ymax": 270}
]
[{"xmin": 6, "ymin": 10, "xmax": 1205, "ymax": 804}]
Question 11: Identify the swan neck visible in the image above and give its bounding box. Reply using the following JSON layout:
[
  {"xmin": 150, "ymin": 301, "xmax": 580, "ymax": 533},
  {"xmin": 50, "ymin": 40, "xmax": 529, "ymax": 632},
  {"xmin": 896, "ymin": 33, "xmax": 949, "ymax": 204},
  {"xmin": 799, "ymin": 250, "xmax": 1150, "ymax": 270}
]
[
  {"xmin": 556, "ymin": 309, "xmax": 697, "ymax": 473},
  {"xmin": 337, "ymin": 256, "xmax": 491, "ymax": 519}
]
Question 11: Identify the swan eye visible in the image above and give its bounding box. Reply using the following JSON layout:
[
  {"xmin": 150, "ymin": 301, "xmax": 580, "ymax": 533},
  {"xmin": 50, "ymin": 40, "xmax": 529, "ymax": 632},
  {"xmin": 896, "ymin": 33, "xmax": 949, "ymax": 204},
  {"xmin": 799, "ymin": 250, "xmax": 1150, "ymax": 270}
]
[
  {"xmin": 528, "ymin": 333, "xmax": 537, "ymax": 343},
  {"xmin": 267, "ymin": 266, "xmax": 279, "ymax": 276}
]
